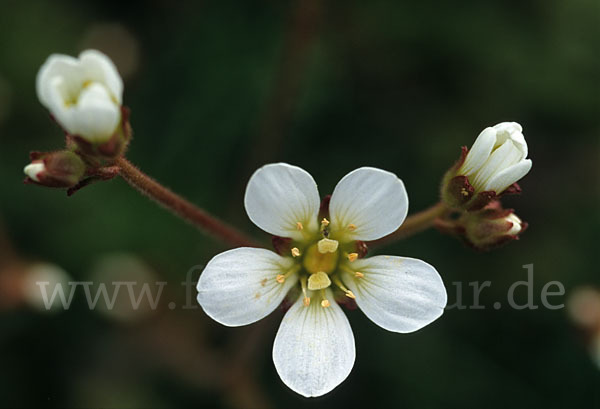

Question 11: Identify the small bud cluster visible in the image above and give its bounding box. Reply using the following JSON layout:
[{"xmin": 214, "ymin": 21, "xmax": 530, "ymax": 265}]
[
  {"xmin": 438, "ymin": 122, "xmax": 532, "ymax": 250},
  {"xmin": 24, "ymin": 50, "xmax": 131, "ymax": 193}
]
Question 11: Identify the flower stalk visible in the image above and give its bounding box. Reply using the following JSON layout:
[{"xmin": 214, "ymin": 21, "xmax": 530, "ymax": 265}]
[
  {"xmin": 114, "ymin": 157, "xmax": 260, "ymax": 248},
  {"xmin": 367, "ymin": 202, "xmax": 449, "ymax": 248}
]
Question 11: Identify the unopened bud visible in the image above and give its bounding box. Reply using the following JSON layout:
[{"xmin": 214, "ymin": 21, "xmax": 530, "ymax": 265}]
[
  {"xmin": 24, "ymin": 150, "xmax": 86, "ymax": 188},
  {"xmin": 460, "ymin": 202, "xmax": 527, "ymax": 250},
  {"xmin": 441, "ymin": 122, "xmax": 532, "ymax": 211}
]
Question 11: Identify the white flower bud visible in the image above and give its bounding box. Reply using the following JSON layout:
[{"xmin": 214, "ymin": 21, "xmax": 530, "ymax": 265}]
[
  {"xmin": 459, "ymin": 122, "xmax": 532, "ymax": 194},
  {"xmin": 36, "ymin": 49, "xmax": 123, "ymax": 143}
]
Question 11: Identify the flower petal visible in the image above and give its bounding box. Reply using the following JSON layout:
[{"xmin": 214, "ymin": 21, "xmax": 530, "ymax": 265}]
[
  {"xmin": 460, "ymin": 127, "xmax": 496, "ymax": 175},
  {"xmin": 341, "ymin": 255, "xmax": 447, "ymax": 333},
  {"xmin": 36, "ymin": 54, "xmax": 82, "ymax": 109},
  {"xmin": 329, "ymin": 167, "xmax": 408, "ymax": 241},
  {"xmin": 493, "ymin": 122, "xmax": 527, "ymax": 157},
  {"xmin": 244, "ymin": 163, "xmax": 320, "ymax": 240},
  {"xmin": 469, "ymin": 139, "xmax": 523, "ymax": 191},
  {"xmin": 273, "ymin": 290, "xmax": 355, "ymax": 397},
  {"xmin": 79, "ymin": 49, "xmax": 123, "ymax": 103},
  {"xmin": 71, "ymin": 83, "xmax": 121, "ymax": 142},
  {"xmin": 484, "ymin": 159, "xmax": 532, "ymax": 193},
  {"xmin": 197, "ymin": 248, "xmax": 297, "ymax": 327}
]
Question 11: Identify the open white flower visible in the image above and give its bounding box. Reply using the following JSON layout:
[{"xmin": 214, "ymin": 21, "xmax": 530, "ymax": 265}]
[
  {"xmin": 36, "ymin": 49, "xmax": 123, "ymax": 143},
  {"xmin": 458, "ymin": 122, "xmax": 532, "ymax": 194},
  {"xmin": 197, "ymin": 163, "xmax": 447, "ymax": 397}
]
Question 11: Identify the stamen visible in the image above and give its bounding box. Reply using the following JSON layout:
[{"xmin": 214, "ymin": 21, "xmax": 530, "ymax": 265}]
[
  {"xmin": 340, "ymin": 264, "xmax": 365, "ymax": 279},
  {"xmin": 291, "ymin": 247, "xmax": 301, "ymax": 257},
  {"xmin": 317, "ymin": 238, "xmax": 339, "ymax": 254},
  {"xmin": 320, "ymin": 289, "xmax": 330, "ymax": 308},
  {"xmin": 308, "ymin": 271, "xmax": 331, "ymax": 291},
  {"xmin": 300, "ymin": 276, "xmax": 310, "ymax": 307},
  {"xmin": 333, "ymin": 276, "xmax": 356, "ymax": 299},
  {"xmin": 347, "ymin": 224, "xmax": 357, "ymax": 231},
  {"xmin": 275, "ymin": 264, "xmax": 300, "ymax": 284},
  {"xmin": 346, "ymin": 252, "xmax": 358, "ymax": 262},
  {"xmin": 321, "ymin": 218, "xmax": 330, "ymax": 227},
  {"xmin": 296, "ymin": 221, "xmax": 304, "ymax": 230}
]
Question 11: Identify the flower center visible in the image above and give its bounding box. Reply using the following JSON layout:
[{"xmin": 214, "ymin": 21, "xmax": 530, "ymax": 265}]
[{"xmin": 302, "ymin": 241, "xmax": 339, "ymax": 275}]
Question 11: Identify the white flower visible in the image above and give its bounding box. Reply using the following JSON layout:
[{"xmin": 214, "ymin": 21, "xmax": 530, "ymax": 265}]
[
  {"xmin": 36, "ymin": 49, "xmax": 123, "ymax": 143},
  {"xmin": 197, "ymin": 163, "xmax": 448, "ymax": 397},
  {"xmin": 459, "ymin": 122, "xmax": 532, "ymax": 194}
]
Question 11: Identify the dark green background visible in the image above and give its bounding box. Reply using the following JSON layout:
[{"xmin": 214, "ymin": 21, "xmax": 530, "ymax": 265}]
[{"xmin": 0, "ymin": 0, "xmax": 598, "ymax": 408}]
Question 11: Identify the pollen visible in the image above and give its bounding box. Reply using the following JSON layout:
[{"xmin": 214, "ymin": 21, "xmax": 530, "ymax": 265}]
[
  {"xmin": 347, "ymin": 224, "xmax": 357, "ymax": 231},
  {"xmin": 321, "ymin": 299, "xmax": 331, "ymax": 308},
  {"xmin": 303, "ymin": 297, "xmax": 311, "ymax": 307},
  {"xmin": 460, "ymin": 188, "xmax": 469, "ymax": 197},
  {"xmin": 347, "ymin": 252, "xmax": 358, "ymax": 262},
  {"xmin": 276, "ymin": 274, "xmax": 286, "ymax": 284},
  {"xmin": 317, "ymin": 238, "xmax": 339, "ymax": 254},
  {"xmin": 355, "ymin": 271, "xmax": 364, "ymax": 278},
  {"xmin": 260, "ymin": 278, "xmax": 268, "ymax": 286},
  {"xmin": 308, "ymin": 271, "xmax": 331, "ymax": 291},
  {"xmin": 321, "ymin": 218, "xmax": 330, "ymax": 227},
  {"xmin": 296, "ymin": 221, "xmax": 304, "ymax": 230},
  {"xmin": 291, "ymin": 247, "xmax": 301, "ymax": 257},
  {"xmin": 345, "ymin": 290, "xmax": 356, "ymax": 299}
]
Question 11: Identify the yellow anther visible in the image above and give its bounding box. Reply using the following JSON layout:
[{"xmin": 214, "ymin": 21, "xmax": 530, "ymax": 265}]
[
  {"xmin": 355, "ymin": 271, "xmax": 364, "ymax": 278},
  {"xmin": 347, "ymin": 252, "xmax": 358, "ymax": 262},
  {"xmin": 300, "ymin": 276, "xmax": 310, "ymax": 307},
  {"xmin": 332, "ymin": 276, "xmax": 355, "ymax": 300},
  {"xmin": 321, "ymin": 218, "xmax": 330, "ymax": 227},
  {"xmin": 317, "ymin": 238, "xmax": 339, "ymax": 254},
  {"xmin": 260, "ymin": 278, "xmax": 268, "ymax": 286},
  {"xmin": 275, "ymin": 264, "xmax": 301, "ymax": 284},
  {"xmin": 296, "ymin": 221, "xmax": 304, "ymax": 230},
  {"xmin": 347, "ymin": 224, "xmax": 357, "ymax": 231},
  {"xmin": 291, "ymin": 247, "xmax": 301, "ymax": 257},
  {"xmin": 460, "ymin": 188, "xmax": 469, "ymax": 197},
  {"xmin": 320, "ymin": 289, "xmax": 330, "ymax": 308},
  {"xmin": 308, "ymin": 271, "xmax": 331, "ymax": 291}
]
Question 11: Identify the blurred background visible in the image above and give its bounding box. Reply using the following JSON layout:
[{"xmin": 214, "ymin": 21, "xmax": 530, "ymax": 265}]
[{"xmin": 0, "ymin": 0, "xmax": 599, "ymax": 408}]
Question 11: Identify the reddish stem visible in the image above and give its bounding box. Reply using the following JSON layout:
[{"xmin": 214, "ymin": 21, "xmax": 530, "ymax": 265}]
[
  {"xmin": 367, "ymin": 202, "xmax": 448, "ymax": 248},
  {"xmin": 115, "ymin": 157, "xmax": 260, "ymax": 248}
]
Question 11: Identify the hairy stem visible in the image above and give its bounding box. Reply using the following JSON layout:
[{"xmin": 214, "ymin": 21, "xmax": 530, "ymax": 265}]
[
  {"xmin": 114, "ymin": 157, "xmax": 260, "ymax": 248},
  {"xmin": 367, "ymin": 202, "xmax": 448, "ymax": 248}
]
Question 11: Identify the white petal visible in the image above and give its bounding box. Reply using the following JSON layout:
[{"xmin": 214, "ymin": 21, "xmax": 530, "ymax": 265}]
[
  {"xmin": 329, "ymin": 167, "xmax": 408, "ymax": 241},
  {"xmin": 79, "ymin": 49, "xmax": 123, "ymax": 103},
  {"xmin": 484, "ymin": 159, "xmax": 532, "ymax": 193},
  {"xmin": 493, "ymin": 121, "xmax": 527, "ymax": 157},
  {"xmin": 24, "ymin": 162, "xmax": 45, "ymax": 181},
  {"xmin": 197, "ymin": 248, "xmax": 297, "ymax": 327},
  {"xmin": 70, "ymin": 83, "xmax": 121, "ymax": 142},
  {"xmin": 342, "ymin": 255, "xmax": 447, "ymax": 333},
  {"xmin": 273, "ymin": 290, "xmax": 355, "ymax": 397},
  {"xmin": 36, "ymin": 54, "xmax": 82, "ymax": 108},
  {"xmin": 460, "ymin": 127, "xmax": 496, "ymax": 175},
  {"xmin": 469, "ymin": 139, "xmax": 523, "ymax": 191},
  {"xmin": 244, "ymin": 163, "xmax": 320, "ymax": 240}
]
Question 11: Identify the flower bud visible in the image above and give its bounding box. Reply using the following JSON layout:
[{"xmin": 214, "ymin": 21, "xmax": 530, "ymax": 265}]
[
  {"xmin": 442, "ymin": 122, "xmax": 532, "ymax": 210},
  {"xmin": 460, "ymin": 202, "xmax": 527, "ymax": 250},
  {"xmin": 24, "ymin": 150, "xmax": 86, "ymax": 188},
  {"xmin": 36, "ymin": 49, "xmax": 130, "ymax": 158}
]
